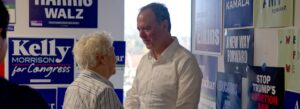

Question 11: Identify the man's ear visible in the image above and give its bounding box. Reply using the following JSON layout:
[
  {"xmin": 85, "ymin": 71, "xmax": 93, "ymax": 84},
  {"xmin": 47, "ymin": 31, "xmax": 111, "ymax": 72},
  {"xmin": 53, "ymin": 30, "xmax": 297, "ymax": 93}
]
[{"xmin": 161, "ymin": 20, "xmax": 168, "ymax": 31}]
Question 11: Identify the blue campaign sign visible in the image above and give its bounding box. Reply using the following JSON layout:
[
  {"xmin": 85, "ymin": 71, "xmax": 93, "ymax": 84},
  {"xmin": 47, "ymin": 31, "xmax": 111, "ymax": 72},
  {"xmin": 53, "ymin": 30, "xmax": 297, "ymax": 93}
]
[
  {"xmin": 2, "ymin": 0, "xmax": 15, "ymax": 6},
  {"xmin": 196, "ymin": 55, "xmax": 217, "ymax": 107},
  {"xmin": 224, "ymin": 28, "xmax": 254, "ymax": 77},
  {"xmin": 8, "ymin": 38, "xmax": 74, "ymax": 84},
  {"xmin": 57, "ymin": 87, "xmax": 67, "ymax": 109},
  {"xmin": 217, "ymin": 73, "xmax": 242, "ymax": 109},
  {"xmin": 113, "ymin": 41, "xmax": 125, "ymax": 65},
  {"xmin": 192, "ymin": 0, "xmax": 222, "ymax": 55},
  {"xmin": 29, "ymin": 0, "xmax": 97, "ymax": 28},
  {"xmin": 36, "ymin": 88, "xmax": 57, "ymax": 109},
  {"xmin": 285, "ymin": 91, "xmax": 300, "ymax": 109},
  {"xmin": 224, "ymin": 0, "xmax": 253, "ymax": 28},
  {"xmin": 115, "ymin": 89, "xmax": 123, "ymax": 104},
  {"xmin": 8, "ymin": 24, "xmax": 14, "ymax": 31}
]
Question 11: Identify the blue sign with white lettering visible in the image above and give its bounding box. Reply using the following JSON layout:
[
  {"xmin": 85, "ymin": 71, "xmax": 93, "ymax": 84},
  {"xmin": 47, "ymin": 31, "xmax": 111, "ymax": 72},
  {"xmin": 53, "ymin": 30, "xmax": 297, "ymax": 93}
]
[
  {"xmin": 8, "ymin": 24, "xmax": 14, "ymax": 31},
  {"xmin": 285, "ymin": 91, "xmax": 300, "ymax": 109},
  {"xmin": 196, "ymin": 55, "xmax": 217, "ymax": 108},
  {"xmin": 29, "ymin": 0, "xmax": 97, "ymax": 28},
  {"xmin": 36, "ymin": 88, "xmax": 57, "ymax": 109},
  {"xmin": 224, "ymin": 0, "xmax": 253, "ymax": 28},
  {"xmin": 113, "ymin": 41, "xmax": 125, "ymax": 65},
  {"xmin": 217, "ymin": 73, "xmax": 242, "ymax": 109},
  {"xmin": 8, "ymin": 38, "xmax": 74, "ymax": 84},
  {"xmin": 192, "ymin": 0, "xmax": 222, "ymax": 55}
]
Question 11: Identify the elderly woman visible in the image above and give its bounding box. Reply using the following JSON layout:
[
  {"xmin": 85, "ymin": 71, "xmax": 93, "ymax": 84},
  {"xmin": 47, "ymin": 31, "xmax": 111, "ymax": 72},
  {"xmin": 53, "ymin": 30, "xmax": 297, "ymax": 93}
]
[{"xmin": 63, "ymin": 31, "xmax": 123, "ymax": 109}]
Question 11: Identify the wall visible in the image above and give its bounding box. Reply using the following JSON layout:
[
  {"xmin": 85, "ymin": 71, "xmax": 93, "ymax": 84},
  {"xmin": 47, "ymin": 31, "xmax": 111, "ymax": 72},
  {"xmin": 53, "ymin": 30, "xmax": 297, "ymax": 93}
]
[{"xmin": 193, "ymin": 0, "xmax": 300, "ymax": 109}]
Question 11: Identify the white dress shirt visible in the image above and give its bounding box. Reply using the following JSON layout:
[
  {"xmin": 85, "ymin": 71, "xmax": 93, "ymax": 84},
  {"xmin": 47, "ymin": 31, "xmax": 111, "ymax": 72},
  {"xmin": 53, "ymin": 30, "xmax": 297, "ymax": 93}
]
[
  {"xmin": 125, "ymin": 38, "xmax": 203, "ymax": 109},
  {"xmin": 63, "ymin": 70, "xmax": 123, "ymax": 109}
]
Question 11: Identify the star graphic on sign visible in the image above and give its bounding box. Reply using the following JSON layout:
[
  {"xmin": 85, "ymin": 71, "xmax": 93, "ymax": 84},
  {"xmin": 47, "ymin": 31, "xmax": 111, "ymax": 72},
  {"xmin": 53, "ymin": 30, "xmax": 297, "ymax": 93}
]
[{"xmin": 234, "ymin": 66, "xmax": 240, "ymax": 74}]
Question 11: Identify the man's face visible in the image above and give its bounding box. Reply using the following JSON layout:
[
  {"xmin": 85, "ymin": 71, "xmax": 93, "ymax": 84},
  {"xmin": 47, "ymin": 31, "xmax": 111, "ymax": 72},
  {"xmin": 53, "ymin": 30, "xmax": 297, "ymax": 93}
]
[
  {"xmin": 137, "ymin": 9, "xmax": 164, "ymax": 50},
  {"xmin": 0, "ymin": 28, "xmax": 7, "ymax": 62}
]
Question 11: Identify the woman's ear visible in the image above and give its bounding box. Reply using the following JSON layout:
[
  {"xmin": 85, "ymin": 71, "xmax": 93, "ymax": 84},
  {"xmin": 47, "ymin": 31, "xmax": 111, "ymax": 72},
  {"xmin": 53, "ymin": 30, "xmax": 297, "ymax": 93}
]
[{"xmin": 96, "ymin": 54, "xmax": 105, "ymax": 65}]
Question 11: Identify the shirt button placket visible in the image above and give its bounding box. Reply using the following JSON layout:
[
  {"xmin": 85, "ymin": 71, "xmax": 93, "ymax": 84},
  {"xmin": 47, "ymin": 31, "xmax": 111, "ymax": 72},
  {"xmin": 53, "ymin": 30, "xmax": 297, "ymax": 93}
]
[{"xmin": 149, "ymin": 62, "xmax": 158, "ymax": 108}]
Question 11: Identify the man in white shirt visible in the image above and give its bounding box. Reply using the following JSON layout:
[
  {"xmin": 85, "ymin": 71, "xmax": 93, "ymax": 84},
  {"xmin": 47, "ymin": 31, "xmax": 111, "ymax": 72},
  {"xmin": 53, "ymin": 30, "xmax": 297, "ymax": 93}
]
[
  {"xmin": 125, "ymin": 2, "xmax": 203, "ymax": 109},
  {"xmin": 63, "ymin": 31, "xmax": 123, "ymax": 109}
]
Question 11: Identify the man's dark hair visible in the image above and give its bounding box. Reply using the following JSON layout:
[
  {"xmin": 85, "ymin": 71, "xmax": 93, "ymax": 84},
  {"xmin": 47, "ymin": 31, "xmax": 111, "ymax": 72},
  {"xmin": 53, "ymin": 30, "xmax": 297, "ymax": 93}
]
[
  {"xmin": 0, "ymin": 0, "xmax": 9, "ymax": 39},
  {"xmin": 140, "ymin": 3, "xmax": 171, "ymax": 32}
]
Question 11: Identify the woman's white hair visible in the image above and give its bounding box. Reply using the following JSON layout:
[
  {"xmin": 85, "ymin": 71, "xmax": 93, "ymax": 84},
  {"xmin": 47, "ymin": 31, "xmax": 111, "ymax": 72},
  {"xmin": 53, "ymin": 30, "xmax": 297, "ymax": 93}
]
[{"xmin": 73, "ymin": 31, "xmax": 113, "ymax": 70}]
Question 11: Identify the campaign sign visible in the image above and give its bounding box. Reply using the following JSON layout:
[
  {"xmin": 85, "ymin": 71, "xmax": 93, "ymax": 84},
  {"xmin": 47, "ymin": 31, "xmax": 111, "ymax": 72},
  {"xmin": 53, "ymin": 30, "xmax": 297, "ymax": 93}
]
[
  {"xmin": 112, "ymin": 41, "xmax": 125, "ymax": 101},
  {"xmin": 115, "ymin": 89, "xmax": 123, "ymax": 104},
  {"xmin": 36, "ymin": 88, "xmax": 57, "ymax": 109},
  {"xmin": 192, "ymin": 0, "xmax": 222, "ymax": 55},
  {"xmin": 0, "ymin": 63, "xmax": 4, "ymax": 77},
  {"xmin": 29, "ymin": 0, "xmax": 98, "ymax": 28},
  {"xmin": 3, "ymin": 0, "xmax": 16, "ymax": 24},
  {"xmin": 224, "ymin": 0, "xmax": 253, "ymax": 28},
  {"xmin": 224, "ymin": 28, "xmax": 254, "ymax": 77},
  {"xmin": 8, "ymin": 24, "xmax": 14, "ymax": 31},
  {"xmin": 113, "ymin": 41, "xmax": 125, "ymax": 65},
  {"xmin": 217, "ymin": 73, "xmax": 242, "ymax": 109},
  {"xmin": 8, "ymin": 38, "xmax": 74, "ymax": 84},
  {"xmin": 196, "ymin": 55, "xmax": 217, "ymax": 109},
  {"xmin": 57, "ymin": 87, "xmax": 67, "ymax": 109},
  {"xmin": 3, "ymin": 0, "xmax": 16, "ymax": 31},
  {"xmin": 285, "ymin": 90, "xmax": 300, "ymax": 109},
  {"xmin": 278, "ymin": 28, "xmax": 300, "ymax": 92},
  {"xmin": 254, "ymin": 0, "xmax": 293, "ymax": 27},
  {"xmin": 247, "ymin": 65, "xmax": 284, "ymax": 109}
]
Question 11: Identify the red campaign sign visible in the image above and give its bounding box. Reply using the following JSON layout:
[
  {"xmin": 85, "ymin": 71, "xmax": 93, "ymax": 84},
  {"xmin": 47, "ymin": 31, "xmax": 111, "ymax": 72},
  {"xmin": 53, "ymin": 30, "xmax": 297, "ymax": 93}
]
[{"xmin": 0, "ymin": 62, "xmax": 4, "ymax": 77}]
